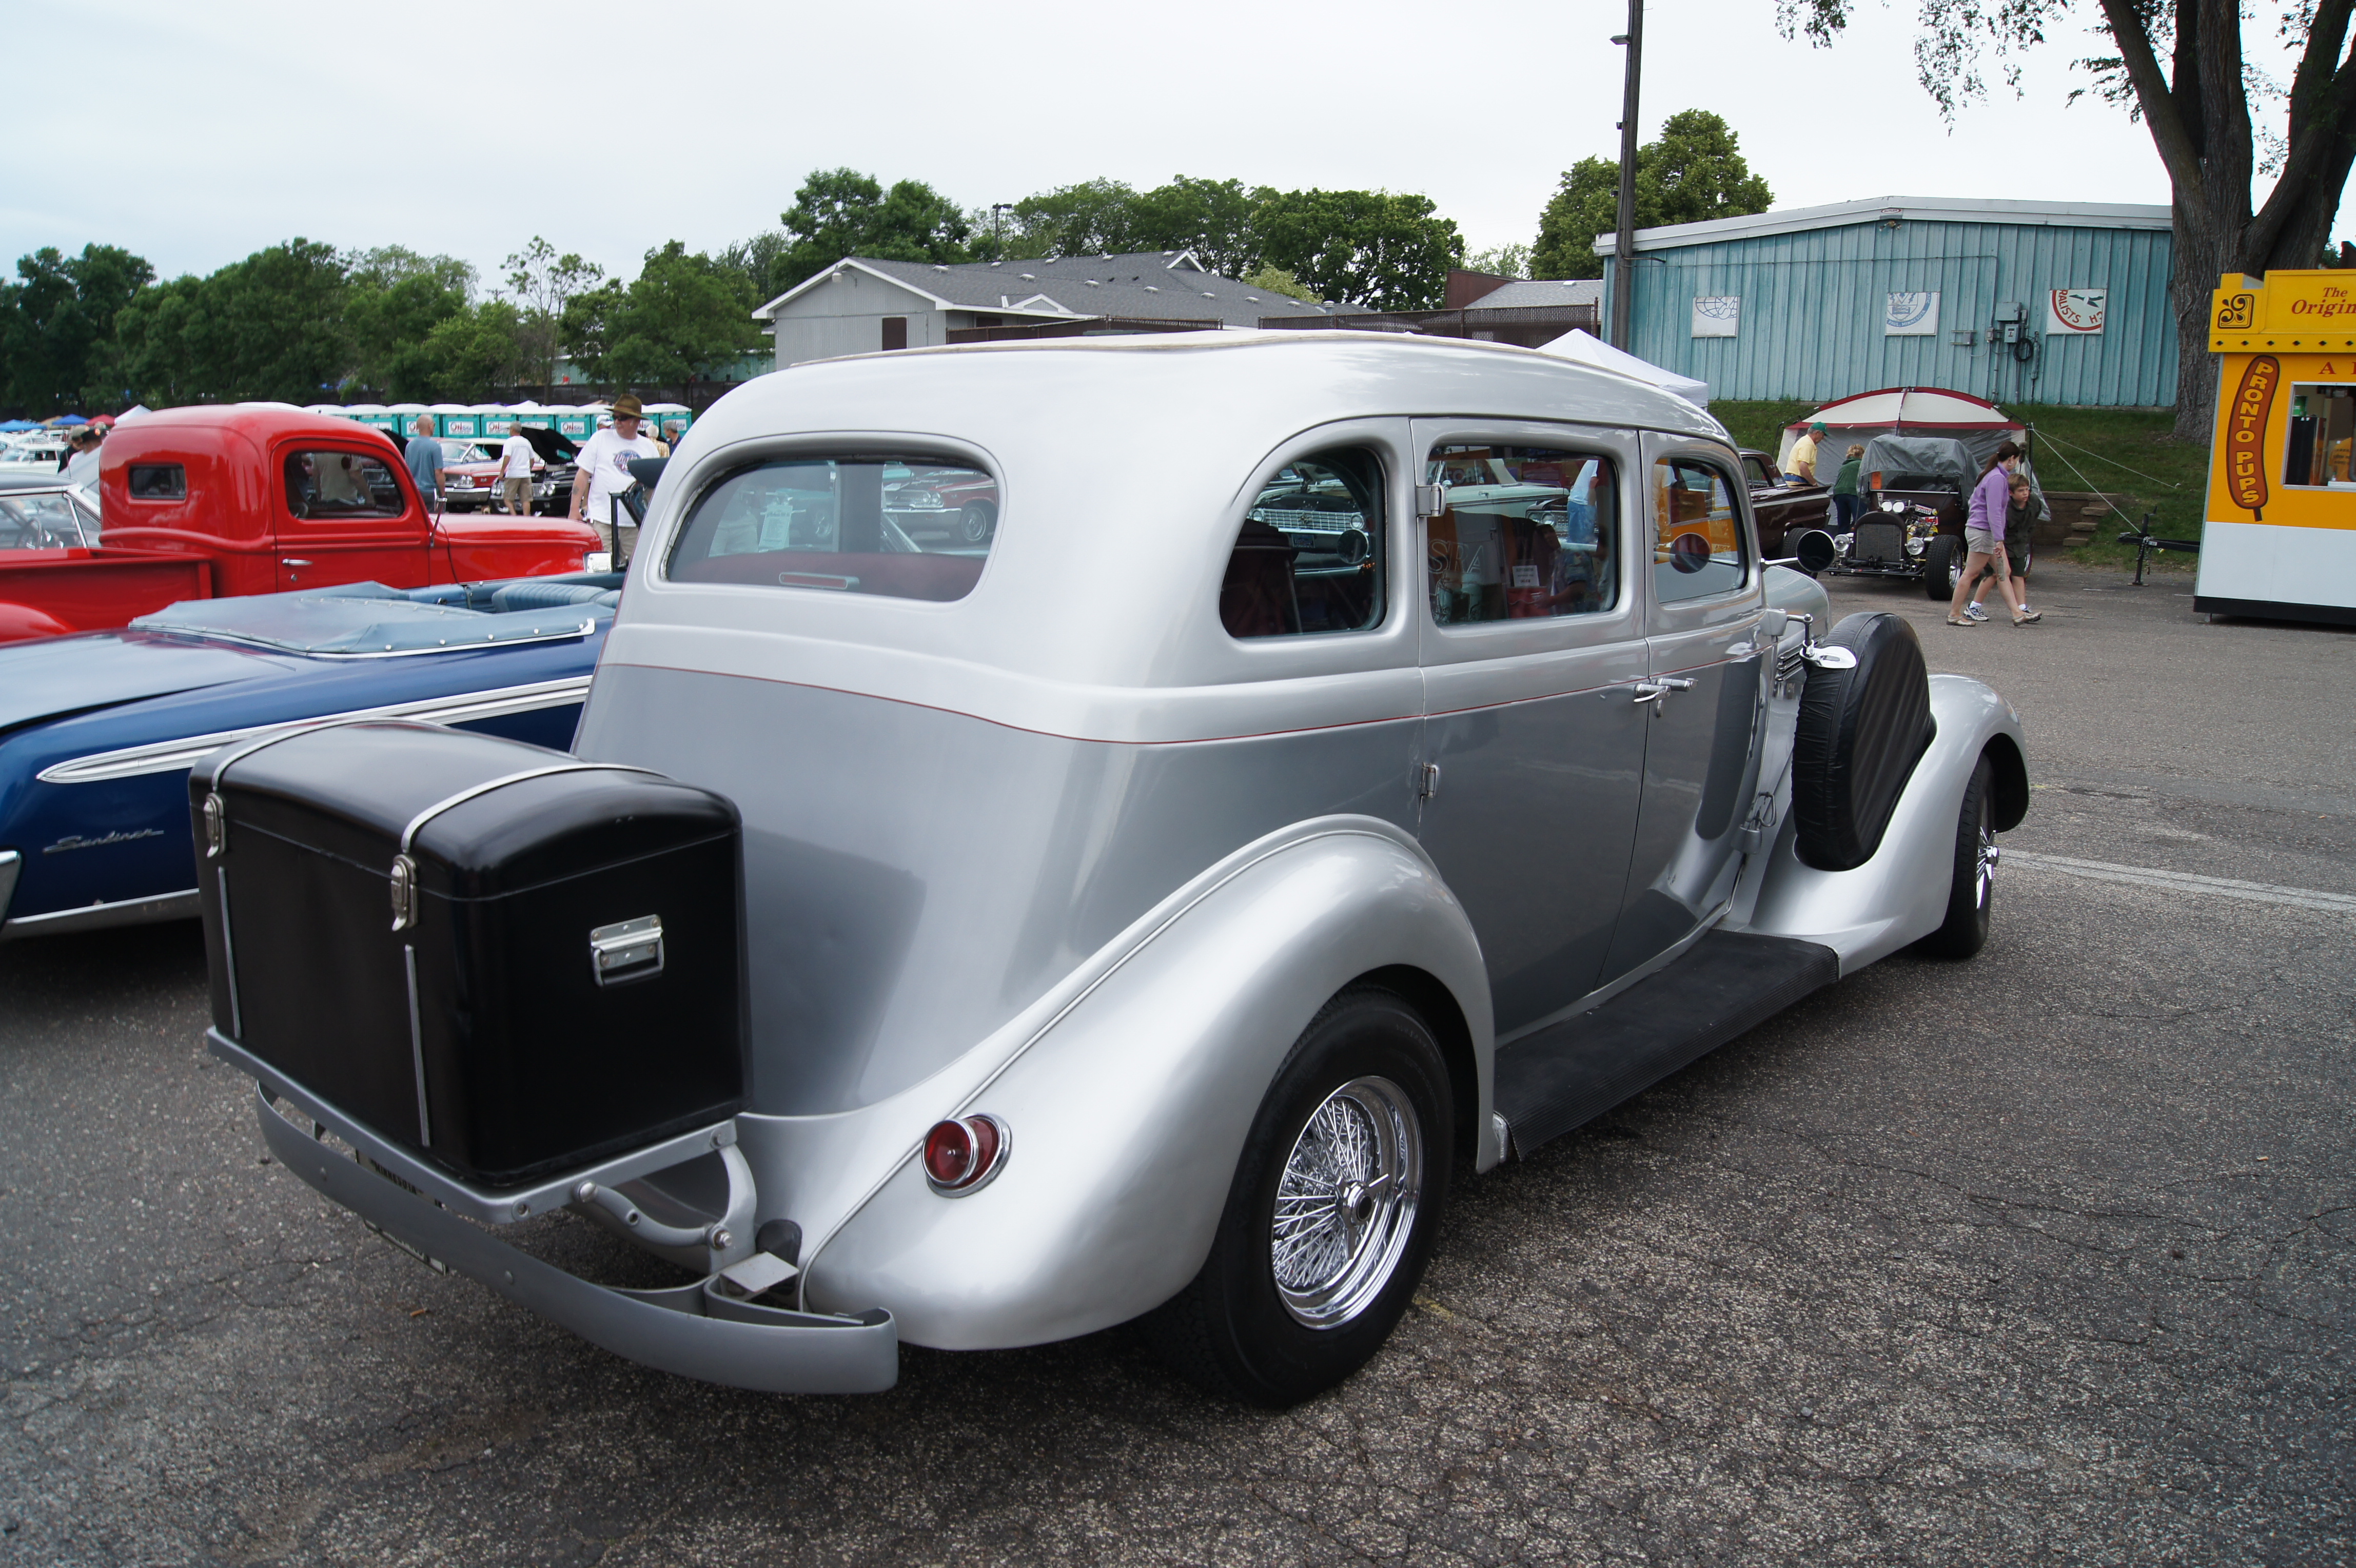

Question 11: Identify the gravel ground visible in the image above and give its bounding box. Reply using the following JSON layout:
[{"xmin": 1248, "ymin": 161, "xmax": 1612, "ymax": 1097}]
[{"xmin": 2, "ymin": 562, "xmax": 2349, "ymax": 1566}]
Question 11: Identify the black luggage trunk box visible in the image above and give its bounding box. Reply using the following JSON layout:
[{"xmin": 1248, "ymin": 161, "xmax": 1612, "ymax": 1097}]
[{"xmin": 192, "ymin": 722, "xmax": 746, "ymax": 1188}]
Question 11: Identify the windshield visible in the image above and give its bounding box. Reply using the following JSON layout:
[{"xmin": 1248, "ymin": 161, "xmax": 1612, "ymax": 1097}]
[
  {"xmin": 0, "ymin": 488, "xmax": 99, "ymax": 550},
  {"xmin": 667, "ymin": 456, "xmax": 995, "ymax": 602}
]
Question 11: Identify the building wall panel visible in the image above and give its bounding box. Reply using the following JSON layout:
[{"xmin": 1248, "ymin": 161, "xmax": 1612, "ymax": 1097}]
[{"xmin": 1606, "ymin": 214, "xmax": 2176, "ymax": 407}]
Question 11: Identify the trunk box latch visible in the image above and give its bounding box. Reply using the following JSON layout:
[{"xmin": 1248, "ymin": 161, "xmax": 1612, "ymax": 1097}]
[{"xmin": 590, "ymin": 914, "xmax": 665, "ymax": 986}]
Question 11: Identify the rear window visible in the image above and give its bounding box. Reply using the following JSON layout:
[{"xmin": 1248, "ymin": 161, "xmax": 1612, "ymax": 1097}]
[
  {"xmin": 127, "ymin": 463, "xmax": 186, "ymax": 500},
  {"xmin": 666, "ymin": 457, "xmax": 994, "ymax": 602}
]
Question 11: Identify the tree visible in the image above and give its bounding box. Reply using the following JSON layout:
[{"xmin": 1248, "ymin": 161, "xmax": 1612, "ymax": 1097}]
[
  {"xmin": 1250, "ymin": 190, "xmax": 1464, "ymax": 309},
  {"xmin": 604, "ymin": 242, "xmax": 767, "ymax": 386},
  {"xmin": 0, "ymin": 243, "xmax": 154, "ymax": 414},
  {"xmin": 1531, "ymin": 111, "xmax": 1774, "ymax": 280},
  {"xmin": 1243, "ymin": 265, "xmax": 1322, "ymax": 302},
  {"xmin": 1464, "ymin": 242, "xmax": 1532, "ymax": 279},
  {"xmin": 557, "ymin": 279, "xmax": 626, "ymax": 391},
  {"xmin": 115, "ymin": 239, "xmax": 350, "ymax": 405},
  {"xmin": 1778, "ymin": 0, "xmax": 2356, "ymax": 438},
  {"xmin": 347, "ymin": 268, "xmax": 469, "ymax": 399},
  {"xmin": 1130, "ymin": 177, "xmax": 1271, "ymax": 277},
  {"xmin": 768, "ymin": 169, "xmax": 972, "ymax": 296},
  {"xmin": 504, "ymin": 237, "xmax": 604, "ymax": 390},
  {"xmin": 346, "ymin": 245, "xmax": 475, "ymax": 298},
  {"xmin": 1004, "ymin": 178, "xmax": 1144, "ymax": 258},
  {"xmin": 421, "ymin": 301, "xmax": 527, "ymax": 402}
]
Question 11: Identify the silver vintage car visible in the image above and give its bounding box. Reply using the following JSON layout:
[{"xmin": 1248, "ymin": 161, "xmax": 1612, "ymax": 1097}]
[{"xmin": 203, "ymin": 334, "xmax": 2027, "ymax": 1404}]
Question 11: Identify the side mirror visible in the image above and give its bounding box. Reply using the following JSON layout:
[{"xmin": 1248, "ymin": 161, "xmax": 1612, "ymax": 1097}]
[{"xmin": 1791, "ymin": 529, "xmax": 1838, "ymax": 575}]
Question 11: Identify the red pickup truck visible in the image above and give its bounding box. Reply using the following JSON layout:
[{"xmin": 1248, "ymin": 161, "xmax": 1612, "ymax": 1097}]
[{"xmin": 0, "ymin": 406, "xmax": 599, "ymax": 643}]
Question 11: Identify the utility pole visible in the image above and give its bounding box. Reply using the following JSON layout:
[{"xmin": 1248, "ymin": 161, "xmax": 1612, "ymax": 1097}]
[
  {"xmin": 1609, "ymin": 0, "xmax": 1643, "ymax": 350},
  {"xmin": 992, "ymin": 203, "xmax": 1013, "ymax": 258}
]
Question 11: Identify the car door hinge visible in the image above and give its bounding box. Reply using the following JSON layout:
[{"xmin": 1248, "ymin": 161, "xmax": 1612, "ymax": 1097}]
[
  {"xmin": 1414, "ymin": 484, "xmax": 1446, "ymax": 518},
  {"xmin": 1417, "ymin": 762, "xmax": 1442, "ymax": 800}
]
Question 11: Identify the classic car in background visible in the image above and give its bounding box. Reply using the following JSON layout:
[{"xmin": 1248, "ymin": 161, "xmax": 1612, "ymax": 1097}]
[
  {"xmin": 1825, "ymin": 435, "xmax": 2041, "ymax": 596},
  {"xmin": 0, "ymin": 574, "xmax": 616, "ymax": 941},
  {"xmin": 0, "ymin": 473, "xmax": 101, "ymax": 553},
  {"xmin": 202, "ymin": 334, "xmax": 2027, "ymax": 1407},
  {"xmin": 1737, "ymin": 448, "xmax": 1834, "ymax": 560},
  {"xmin": 883, "ymin": 464, "xmax": 999, "ymax": 543},
  {"xmin": 0, "ymin": 407, "xmax": 601, "ymax": 648},
  {"xmin": 404, "ymin": 425, "xmax": 582, "ymax": 516}
]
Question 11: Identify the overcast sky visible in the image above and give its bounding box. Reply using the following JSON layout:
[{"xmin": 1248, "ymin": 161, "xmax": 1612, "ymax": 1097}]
[{"xmin": 1, "ymin": 0, "xmax": 2332, "ymax": 290}]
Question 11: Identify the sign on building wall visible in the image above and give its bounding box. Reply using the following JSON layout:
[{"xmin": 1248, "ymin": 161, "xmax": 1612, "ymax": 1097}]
[
  {"xmin": 1692, "ymin": 297, "xmax": 1741, "ymax": 338},
  {"xmin": 1884, "ymin": 292, "xmax": 1940, "ymax": 335},
  {"xmin": 2046, "ymin": 289, "xmax": 2107, "ymax": 335}
]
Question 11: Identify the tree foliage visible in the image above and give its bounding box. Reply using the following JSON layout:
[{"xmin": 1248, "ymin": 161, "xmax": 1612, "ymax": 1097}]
[
  {"xmin": 1250, "ymin": 190, "xmax": 1464, "ymax": 310},
  {"xmin": 999, "ymin": 176, "xmax": 1272, "ymax": 276},
  {"xmin": 1531, "ymin": 111, "xmax": 1774, "ymax": 279},
  {"xmin": 1777, "ymin": 0, "xmax": 2356, "ymax": 434},
  {"xmin": 769, "ymin": 169, "xmax": 972, "ymax": 296},
  {"xmin": 561, "ymin": 243, "xmax": 764, "ymax": 391},
  {"xmin": 503, "ymin": 237, "xmax": 604, "ymax": 390},
  {"xmin": 114, "ymin": 239, "xmax": 349, "ymax": 405},
  {"xmin": 0, "ymin": 244, "xmax": 154, "ymax": 414}
]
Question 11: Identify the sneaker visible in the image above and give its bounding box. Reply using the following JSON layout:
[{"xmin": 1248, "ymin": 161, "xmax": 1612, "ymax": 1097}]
[
  {"xmin": 2013, "ymin": 607, "xmax": 2043, "ymax": 624},
  {"xmin": 1964, "ymin": 602, "xmax": 1990, "ymax": 622}
]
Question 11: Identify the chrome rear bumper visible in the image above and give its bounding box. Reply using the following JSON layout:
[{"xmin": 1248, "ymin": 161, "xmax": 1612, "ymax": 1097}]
[{"xmin": 218, "ymin": 1030, "xmax": 897, "ymax": 1394}]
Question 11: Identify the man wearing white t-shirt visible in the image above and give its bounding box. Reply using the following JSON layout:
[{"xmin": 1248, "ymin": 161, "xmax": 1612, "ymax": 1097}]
[
  {"xmin": 568, "ymin": 394, "xmax": 660, "ymax": 566},
  {"xmin": 496, "ymin": 422, "xmax": 536, "ymax": 516}
]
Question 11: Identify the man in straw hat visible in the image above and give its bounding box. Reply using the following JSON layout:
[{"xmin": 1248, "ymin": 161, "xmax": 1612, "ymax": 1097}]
[{"xmin": 568, "ymin": 393, "xmax": 661, "ymax": 568}]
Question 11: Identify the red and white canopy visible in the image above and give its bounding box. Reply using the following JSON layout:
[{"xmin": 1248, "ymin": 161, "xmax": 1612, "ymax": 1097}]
[{"xmin": 1777, "ymin": 386, "xmax": 2022, "ymax": 472}]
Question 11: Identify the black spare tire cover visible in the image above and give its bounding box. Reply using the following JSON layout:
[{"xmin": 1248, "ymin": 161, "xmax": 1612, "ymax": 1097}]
[{"xmin": 1792, "ymin": 611, "xmax": 1935, "ymax": 871}]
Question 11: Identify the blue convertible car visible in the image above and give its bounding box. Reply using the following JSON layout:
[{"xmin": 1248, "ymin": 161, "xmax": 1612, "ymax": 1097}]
[{"xmin": 0, "ymin": 575, "xmax": 618, "ymax": 940}]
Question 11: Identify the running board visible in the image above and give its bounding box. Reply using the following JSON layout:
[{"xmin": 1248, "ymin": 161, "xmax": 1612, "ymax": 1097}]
[{"xmin": 1493, "ymin": 931, "xmax": 1840, "ymax": 1157}]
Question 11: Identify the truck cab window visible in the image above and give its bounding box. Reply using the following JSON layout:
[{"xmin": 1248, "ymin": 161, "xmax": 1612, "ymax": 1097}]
[
  {"xmin": 1651, "ymin": 458, "xmax": 1748, "ymax": 602},
  {"xmin": 2285, "ymin": 386, "xmax": 2355, "ymax": 487},
  {"xmin": 1223, "ymin": 447, "xmax": 1386, "ymax": 638},
  {"xmin": 126, "ymin": 463, "xmax": 186, "ymax": 500},
  {"xmin": 1424, "ymin": 445, "xmax": 1618, "ymax": 625},
  {"xmin": 285, "ymin": 452, "xmax": 402, "ymax": 519}
]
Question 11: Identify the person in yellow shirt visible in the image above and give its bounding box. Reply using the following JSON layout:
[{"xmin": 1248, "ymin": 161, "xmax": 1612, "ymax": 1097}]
[{"xmin": 1790, "ymin": 421, "xmax": 1828, "ymax": 484}]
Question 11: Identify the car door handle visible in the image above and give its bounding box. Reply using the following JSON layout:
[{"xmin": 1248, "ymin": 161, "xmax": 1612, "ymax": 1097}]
[
  {"xmin": 281, "ymin": 558, "xmax": 312, "ymax": 567},
  {"xmin": 1632, "ymin": 678, "xmax": 1697, "ymax": 704}
]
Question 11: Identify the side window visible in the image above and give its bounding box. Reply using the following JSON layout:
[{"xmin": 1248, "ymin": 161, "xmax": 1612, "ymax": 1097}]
[
  {"xmin": 285, "ymin": 451, "xmax": 403, "ymax": 519},
  {"xmin": 1223, "ymin": 447, "xmax": 1386, "ymax": 638},
  {"xmin": 1651, "ymin": 458, "xmax": 1748, "ymax": 603},
  {"xmin": 1742, "ymin": 455, "xmax": 1770, "ymax": 487},
  {"xmin": 1424, "ymin": 444, "xmax": 1618, "ymax": 626},
  {"xmin": 126, "ymin": 463, "xmax": 186, "ymax": 500}
]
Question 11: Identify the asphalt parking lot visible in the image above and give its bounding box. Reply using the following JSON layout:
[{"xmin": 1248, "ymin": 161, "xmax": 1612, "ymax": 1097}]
[{"xmin": 3, "ymin": 560, "xmax": 2350, "ymax": 1566}]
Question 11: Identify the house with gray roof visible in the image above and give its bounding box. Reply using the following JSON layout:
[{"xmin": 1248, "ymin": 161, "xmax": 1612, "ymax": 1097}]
[{"xmin": 750, "ymin": 250, "xmax": 1356, "ymax": 370}]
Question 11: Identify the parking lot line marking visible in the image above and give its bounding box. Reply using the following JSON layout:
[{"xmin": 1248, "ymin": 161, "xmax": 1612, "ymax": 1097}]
[{"xmin": 2005, "ymin": 850, "xmax": 2356, "ymax": 913}]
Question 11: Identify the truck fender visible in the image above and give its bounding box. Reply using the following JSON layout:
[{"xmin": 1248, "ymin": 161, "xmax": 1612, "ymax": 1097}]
[
  {"xmin": 1738, "ymin": 674, "xmax": 2027, "ymax": 971},
  {"xmin": 796, "ymin": 815, "xmax": 1493, "ymax": 1351},
  {"xmin": 0, "ymin": 602, "xmax": 75, "ymax": 642}
]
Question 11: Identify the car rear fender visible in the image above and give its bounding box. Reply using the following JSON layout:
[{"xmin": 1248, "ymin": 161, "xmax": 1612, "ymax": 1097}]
[
  {"xmin": 762, "ymin": 815, "xmax": 1494, "ymax": 1351},
  {"xmin": 1737, "ymin": 673, "xmax": 2026, "ymax": 970}
]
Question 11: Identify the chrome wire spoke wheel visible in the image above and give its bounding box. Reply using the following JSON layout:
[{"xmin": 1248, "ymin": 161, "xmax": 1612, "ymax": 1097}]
[
  {"xmin": 1269, "ymin": 1075, "xmax": 1422, "ymax": 1329},
  {"xmin": 1975, "ymin": 819, "xmax": 2000, "ymax": 910}
]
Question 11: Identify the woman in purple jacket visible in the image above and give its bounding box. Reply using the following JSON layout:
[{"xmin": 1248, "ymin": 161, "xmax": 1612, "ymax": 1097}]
[{"xmin": 1947, "ymin": 440, "xmax": 2041, "ymax": 626}]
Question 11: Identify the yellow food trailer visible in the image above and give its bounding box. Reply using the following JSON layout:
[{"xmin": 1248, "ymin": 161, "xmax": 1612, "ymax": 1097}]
[{"xmin": 2196, "ymin": 270, "xmax": 2356, "ymax": 625}]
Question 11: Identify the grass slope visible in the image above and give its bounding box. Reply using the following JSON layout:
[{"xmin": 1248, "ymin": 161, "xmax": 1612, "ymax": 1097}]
[{"xmin": 1711, "ymin": 399, "xmax": 2211, "ymax": 571}]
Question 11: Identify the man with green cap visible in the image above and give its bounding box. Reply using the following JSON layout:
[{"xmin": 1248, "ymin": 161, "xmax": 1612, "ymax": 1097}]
[{"xmin": 1790, "ymin": 420, "xmax": 1830, "ymax": 486}]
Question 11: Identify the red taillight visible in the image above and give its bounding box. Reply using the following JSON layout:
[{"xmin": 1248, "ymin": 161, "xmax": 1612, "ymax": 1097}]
[{"xmin": 922, "ymin": 1114, "xmax": 1008, "ymax": 1195}]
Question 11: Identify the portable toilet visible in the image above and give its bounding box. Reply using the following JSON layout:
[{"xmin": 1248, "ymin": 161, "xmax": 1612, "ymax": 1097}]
[
  {"xmin": 554, "ymin": 405, "xmax": 597, "ymax": 439},
  {"xmin": 386, "ymin": 403, "xmax": 430, "ymax": 436},
  {"xmin": 432, "ymin": 403, "xmax": 480, "ymax": 440},
  {"xmin": 645, "ymin": 401, "xmax": 693, "ymax": 445}
]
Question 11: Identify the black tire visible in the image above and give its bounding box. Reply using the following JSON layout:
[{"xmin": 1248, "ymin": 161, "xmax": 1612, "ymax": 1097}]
[
  {"xmin": 1144, "ymin": 987, "xmax": 1453, "ymax": 1406},
  {"xmin": 1925, "ymin": 533, "xmax": 1964, "ymax": 599},
  {"xmin": 1916, "ymin": 755, "xmax": 1996, "ymax": 958},
  {"xmin": 958, "ymin": 500, "xmax": 996, "ymax": 544},
  {"xmin": 1792, "ymin": 612, "xmax": 1935, "ymax": 872}
]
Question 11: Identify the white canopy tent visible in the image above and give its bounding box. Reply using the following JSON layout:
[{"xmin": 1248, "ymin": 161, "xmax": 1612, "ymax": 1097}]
[{"xmin": 1536, "ymin": 329, "xmax": 1710, "ymax": 407}]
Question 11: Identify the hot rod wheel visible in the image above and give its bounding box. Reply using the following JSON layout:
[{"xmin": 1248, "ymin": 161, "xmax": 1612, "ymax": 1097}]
[
  {"xmin": 1144, "ymin": 987, "xmax": 1453, "ymax": 1406},
  {"xmin": 1915, "ymin": 755, "xmax": 1997, "ymax": 959}
]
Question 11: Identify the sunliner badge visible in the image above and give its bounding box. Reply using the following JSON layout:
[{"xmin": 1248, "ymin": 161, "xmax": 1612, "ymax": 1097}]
[{"xmin": 44, "ymin": 828, "xmax": 165, "ymax": 854}]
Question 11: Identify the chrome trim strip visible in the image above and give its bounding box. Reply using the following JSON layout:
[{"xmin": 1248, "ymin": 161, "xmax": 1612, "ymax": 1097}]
[
  {"xmin": 0, "ymin": 886, "xmax": 202, "ymax": 943},
  {"xmin": 397, "ymin": 762, "xmax": 661, "ymax": 856},
  {"xmin": 217, "ymin": 870, "xmax": 241, "ymax": 1037},
  {"xmin": 0, "ymin": 849, "xmax": 18, "ymax": 923},
  {"xmin": 404, "ymin": 944, "xmax": 431, "ymax": 1146},
  {"xmin": 38, "ymin": 677, "xmax": 597, "ymax": 784},
  {"xmin": 207, "ymin": 1027, "xmax": 738, "ymax": 1227},
  {"xmin": 147, "ymin": 618, "xmax": 594, "ymax": 662}
]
